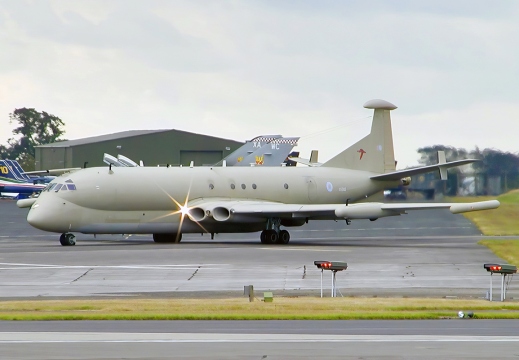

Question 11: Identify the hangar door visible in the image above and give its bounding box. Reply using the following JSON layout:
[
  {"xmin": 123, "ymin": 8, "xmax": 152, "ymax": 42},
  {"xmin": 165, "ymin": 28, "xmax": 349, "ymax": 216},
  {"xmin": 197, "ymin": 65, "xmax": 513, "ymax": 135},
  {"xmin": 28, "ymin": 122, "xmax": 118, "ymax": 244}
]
[{"xmin": 180, "ymin": 151, "xmax": 223, "ymax": 166}]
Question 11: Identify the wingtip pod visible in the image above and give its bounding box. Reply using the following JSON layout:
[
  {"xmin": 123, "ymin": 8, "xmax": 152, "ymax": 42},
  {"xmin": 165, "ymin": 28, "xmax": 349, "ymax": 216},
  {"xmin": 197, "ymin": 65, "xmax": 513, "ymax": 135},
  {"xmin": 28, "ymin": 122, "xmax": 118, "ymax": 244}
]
[{"xmin": 450, "ymin": 200, "xmax": 500, "ymax": 214}]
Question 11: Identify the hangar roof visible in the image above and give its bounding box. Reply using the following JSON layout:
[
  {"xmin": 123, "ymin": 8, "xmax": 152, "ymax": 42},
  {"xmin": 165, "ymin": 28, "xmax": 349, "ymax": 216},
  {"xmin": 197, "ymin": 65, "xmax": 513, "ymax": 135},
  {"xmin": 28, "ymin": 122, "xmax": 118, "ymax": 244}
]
[{"xmin": 37, "ymin": 129, "xmax": 233, "ymax": 148}]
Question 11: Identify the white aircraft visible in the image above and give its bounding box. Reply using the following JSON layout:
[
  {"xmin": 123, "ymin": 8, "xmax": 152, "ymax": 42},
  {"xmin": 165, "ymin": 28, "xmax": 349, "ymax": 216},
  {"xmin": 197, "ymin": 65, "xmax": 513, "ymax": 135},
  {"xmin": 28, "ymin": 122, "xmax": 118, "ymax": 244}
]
[{"xmin": 19, "ymin": 99, "xmax": 500, "ymax": 246}]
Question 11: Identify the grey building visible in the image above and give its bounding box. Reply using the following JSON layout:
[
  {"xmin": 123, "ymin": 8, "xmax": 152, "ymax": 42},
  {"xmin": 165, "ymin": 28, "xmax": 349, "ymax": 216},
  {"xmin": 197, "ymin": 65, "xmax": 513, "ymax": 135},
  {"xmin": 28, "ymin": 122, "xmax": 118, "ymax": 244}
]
[{"xmin": 35, "ymin": 129, "xmax": 243, "ymax": 170}]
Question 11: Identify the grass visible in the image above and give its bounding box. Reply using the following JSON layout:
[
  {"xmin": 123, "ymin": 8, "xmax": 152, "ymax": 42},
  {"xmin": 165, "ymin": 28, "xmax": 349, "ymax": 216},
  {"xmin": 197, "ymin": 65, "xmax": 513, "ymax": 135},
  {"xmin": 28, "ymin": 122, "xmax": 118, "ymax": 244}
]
[
  {"xmin": 450, "ymin": 190, "xmax": 519, "ymax": 236},
  {"xmin": 1, "ymin": 297, "xmax": 519, "ymax": 320},
  {"xmin": 479, "ymin": 239, "xmax": 519, "ymax": 266},
  {"xmin": 450, "ymin": 189, "xmax": 519, "ymax": 266}
]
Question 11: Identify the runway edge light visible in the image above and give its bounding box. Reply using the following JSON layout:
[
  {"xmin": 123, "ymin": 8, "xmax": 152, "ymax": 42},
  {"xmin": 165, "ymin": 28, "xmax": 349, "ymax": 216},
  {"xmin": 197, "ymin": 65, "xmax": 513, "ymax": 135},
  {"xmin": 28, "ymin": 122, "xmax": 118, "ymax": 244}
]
[
  {"xmin": 484, "ymin": 264, "xmax": 517, "ymax": 274},
  {"xmin": 314, "ymin": 261, "xmax": 348, "ymax": 271}
]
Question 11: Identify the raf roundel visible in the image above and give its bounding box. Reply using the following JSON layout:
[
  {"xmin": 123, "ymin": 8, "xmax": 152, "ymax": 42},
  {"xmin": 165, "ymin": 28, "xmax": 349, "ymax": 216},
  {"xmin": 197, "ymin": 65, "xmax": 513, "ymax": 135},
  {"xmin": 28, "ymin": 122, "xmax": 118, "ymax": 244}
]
[{"xmin": 326, "ymin": 182, "xmax": 333, "ymax": 192}]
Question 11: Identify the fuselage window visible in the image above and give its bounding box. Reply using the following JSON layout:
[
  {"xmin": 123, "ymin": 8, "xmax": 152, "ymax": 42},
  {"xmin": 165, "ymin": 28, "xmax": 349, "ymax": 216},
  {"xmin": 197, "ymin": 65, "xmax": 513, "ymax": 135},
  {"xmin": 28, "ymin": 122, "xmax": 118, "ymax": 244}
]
[
  {"xmin": 241, "ymin": 184, "xmax": 246, "ymax": 189},
  {"xmin": 284, "ymin": 183, "xmax": 289, "ymax": 189},
  {"xmin": 252, "ymin": 184, "xmax": 257, "ymax": 189},
  {"xmin": 54, "ymin": 184, "xmax": 63, "ymax": 192},
  {"xmin": 67, "ymin": 184, "xmax": 77, "ymax": 190},
  {"xmin": 209, "ymin": 184, "xmax": 214, "ymax": 190},
  {"xmin": 230, "ymin": 184, "xmax": 235, "ymax": 189}
]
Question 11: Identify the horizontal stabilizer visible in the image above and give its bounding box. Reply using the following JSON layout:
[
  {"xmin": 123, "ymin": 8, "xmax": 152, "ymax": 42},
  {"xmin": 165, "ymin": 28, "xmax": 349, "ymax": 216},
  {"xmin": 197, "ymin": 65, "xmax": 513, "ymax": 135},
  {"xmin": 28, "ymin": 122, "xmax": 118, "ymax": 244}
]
[{"xmin": 371, "ymin": 159, "xmax": 478, "ymax": 181}]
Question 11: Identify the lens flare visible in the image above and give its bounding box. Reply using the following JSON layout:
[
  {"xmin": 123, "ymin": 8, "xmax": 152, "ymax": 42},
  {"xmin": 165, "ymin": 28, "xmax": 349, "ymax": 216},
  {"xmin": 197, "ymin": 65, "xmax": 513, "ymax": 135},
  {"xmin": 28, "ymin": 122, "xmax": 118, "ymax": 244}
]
[{"xmin": 152, "ymin": 181, "xmax": 210, "ymax": 237}]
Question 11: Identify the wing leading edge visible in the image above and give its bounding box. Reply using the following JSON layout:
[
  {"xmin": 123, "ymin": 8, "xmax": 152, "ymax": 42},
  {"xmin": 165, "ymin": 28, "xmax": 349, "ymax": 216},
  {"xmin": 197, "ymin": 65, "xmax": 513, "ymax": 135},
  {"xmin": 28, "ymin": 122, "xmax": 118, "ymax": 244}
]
[{"xmin": 186, "ymin": 199, "xmax": 500, "ymax": 222}]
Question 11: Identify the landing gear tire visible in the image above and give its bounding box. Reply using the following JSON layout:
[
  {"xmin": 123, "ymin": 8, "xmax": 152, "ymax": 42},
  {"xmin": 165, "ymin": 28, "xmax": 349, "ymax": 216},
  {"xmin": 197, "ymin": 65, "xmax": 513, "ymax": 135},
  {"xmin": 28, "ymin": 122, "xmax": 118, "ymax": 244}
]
[
  {"xmin": 153, "ymin": 233, "xmax": 182, "ymax": 243},
  {"xmin": 260, "ymin": 230, "xmax": 278, "ymax": 244},
  {"xmin": 59, "ymin": 233, "xmax": 76, "ymax": 246},
  {"xmin": 277, "ymin": 230, "xmax": 290, "ymax": 244}
]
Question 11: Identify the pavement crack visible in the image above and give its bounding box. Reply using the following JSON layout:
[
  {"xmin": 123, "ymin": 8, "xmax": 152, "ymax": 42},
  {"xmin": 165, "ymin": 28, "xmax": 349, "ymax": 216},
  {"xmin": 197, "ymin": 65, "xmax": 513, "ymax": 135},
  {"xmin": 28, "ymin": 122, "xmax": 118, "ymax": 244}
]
[
  {"xmin": 187, "ymin": 266, "xmax": 200, "ymax": 281},
  {"xmin": 71, "ymin": 268, "xmax": 93, "ymax": 283}
]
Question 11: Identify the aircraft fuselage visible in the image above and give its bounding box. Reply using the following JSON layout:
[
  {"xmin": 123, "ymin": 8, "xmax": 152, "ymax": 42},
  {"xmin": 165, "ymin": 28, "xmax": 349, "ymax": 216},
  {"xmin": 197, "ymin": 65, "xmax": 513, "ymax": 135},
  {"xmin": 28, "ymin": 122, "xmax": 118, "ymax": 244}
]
[{"xmin": 27, "ymin": 166, "xmax": 397, "ymax": 234}]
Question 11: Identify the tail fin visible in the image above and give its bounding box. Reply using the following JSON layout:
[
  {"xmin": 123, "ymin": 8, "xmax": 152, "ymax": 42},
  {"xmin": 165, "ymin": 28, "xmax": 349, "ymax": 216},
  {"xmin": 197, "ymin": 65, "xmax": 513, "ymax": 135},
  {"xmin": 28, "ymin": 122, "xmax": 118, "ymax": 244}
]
[
  {"xmin": 0, "ymin": 160, "xmax": 30, "ymax": 182},
  {"xmin": 322, "ymin": 99, "xmax": 397, "ymax": 174},
  {"xmin": 239, "ymin": 137, "xmax": 299, "ymax": 166},
  {"xmin": 8, "ymin": 160, "xmax": 30, "ymax": 180},
  {"xmin": 216, "ymin": 135, "xmax": 282, "ymax": 166}
]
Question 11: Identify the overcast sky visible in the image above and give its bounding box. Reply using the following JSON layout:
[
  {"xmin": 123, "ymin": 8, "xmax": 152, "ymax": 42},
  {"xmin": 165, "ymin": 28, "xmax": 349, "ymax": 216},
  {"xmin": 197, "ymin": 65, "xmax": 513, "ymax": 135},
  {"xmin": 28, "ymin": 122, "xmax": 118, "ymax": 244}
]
[{"xmin": 1, "ymin": 0, "xmax": 518, "ymax": 168}]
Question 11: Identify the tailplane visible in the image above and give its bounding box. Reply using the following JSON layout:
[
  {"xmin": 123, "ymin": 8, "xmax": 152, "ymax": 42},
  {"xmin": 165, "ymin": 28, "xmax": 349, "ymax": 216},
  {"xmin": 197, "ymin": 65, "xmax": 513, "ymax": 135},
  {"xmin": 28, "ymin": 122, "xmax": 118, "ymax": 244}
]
[{"xmin": 322, "ymin": 99, "xmax": 397, "ymax": 174}]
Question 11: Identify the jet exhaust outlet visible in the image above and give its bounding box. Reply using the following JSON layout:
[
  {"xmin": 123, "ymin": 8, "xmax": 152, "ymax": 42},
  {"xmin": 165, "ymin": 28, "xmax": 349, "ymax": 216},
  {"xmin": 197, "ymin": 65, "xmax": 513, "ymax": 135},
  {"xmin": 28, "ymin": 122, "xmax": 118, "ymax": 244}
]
[
  {"xmin": 213, "ymin": 206, "xmax": 231, "ymax": 222},
  {"xmin": 188, "ymin": 207, "xmax": 206, "ymax": 222}
]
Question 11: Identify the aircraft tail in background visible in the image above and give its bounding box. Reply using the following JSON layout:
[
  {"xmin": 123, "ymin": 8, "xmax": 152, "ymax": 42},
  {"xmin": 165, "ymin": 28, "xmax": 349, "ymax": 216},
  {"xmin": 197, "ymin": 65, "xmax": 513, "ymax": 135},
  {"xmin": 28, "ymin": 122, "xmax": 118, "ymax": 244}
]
[
  {"xmin": 0, "ymin": 160, "xmax": 46, "ymax": 196},
  {"xmin": 0, "ymin": 160, "xmax": 30, "ymax": 182},
  {"xmin": 237, "ymin": 137, "xmax": 300, "ymax": 167},
  {"xmin": 215, "ymin": 135, "xmax": 282, "ymax": 166}
]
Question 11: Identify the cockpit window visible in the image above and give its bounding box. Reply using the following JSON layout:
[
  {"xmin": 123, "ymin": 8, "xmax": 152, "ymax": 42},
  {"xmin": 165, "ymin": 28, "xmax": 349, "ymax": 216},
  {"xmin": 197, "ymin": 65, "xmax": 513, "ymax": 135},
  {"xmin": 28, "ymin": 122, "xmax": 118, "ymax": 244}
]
[
  {"xmin": 65, "ymin": 179, "xmax": 73, "ymax": 183},
  {"xmin": 47, "ymin": 183, "xmax": 57, "ymax": 192},
  {"xmin": 54, "ymin": 184, "xmax": 63, "ymax": 192},
  {"xmin": 67, "ymin": 184, "xmax": 77, "ymax": 190},
  {"xmin": 61, "ymin": 185, "xmax": 68, "ymax": 191}
]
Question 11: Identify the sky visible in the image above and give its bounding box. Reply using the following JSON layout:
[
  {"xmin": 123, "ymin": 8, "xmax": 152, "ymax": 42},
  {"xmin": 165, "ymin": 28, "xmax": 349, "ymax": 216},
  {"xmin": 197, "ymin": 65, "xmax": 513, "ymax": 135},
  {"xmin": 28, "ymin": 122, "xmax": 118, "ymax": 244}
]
[{"xmin": 1, "ymin": 0, "xmax": 518, "ymax": 168}]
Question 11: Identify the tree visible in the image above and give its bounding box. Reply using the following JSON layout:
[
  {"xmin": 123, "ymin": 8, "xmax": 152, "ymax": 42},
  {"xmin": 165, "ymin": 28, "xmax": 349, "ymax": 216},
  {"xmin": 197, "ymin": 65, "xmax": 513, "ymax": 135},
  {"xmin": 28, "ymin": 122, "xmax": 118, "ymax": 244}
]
[
  {"xmin": 417, "ymin": 145, "xmax": 469, "ymax": 166},
  {"xmin": 470, "ymin": 147, "xmax": 519, "ymax": 192},
  {"xmin": 1, "ymin": 108, "xmax": 66, "ymax": 171}
]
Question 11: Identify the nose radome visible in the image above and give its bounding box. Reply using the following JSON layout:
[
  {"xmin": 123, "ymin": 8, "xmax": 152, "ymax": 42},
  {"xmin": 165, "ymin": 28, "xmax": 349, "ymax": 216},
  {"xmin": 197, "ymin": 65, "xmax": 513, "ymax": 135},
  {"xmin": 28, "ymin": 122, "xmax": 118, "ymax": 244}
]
[
  {"xmin": 27, "ymin": 203, "xmax": 60, "ymax": 232},
  {"xmin": 27, "ymin": 204, "xmax": 47, "ymax": 230}
]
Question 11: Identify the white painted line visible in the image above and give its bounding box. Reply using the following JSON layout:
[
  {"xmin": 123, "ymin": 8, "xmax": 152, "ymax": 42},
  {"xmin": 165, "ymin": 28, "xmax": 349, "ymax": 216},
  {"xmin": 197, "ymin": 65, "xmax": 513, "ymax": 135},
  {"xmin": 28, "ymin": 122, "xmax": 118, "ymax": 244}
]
[{"xmin": 0, "ymin": 332, "xmax": 519, "ymax": 343}]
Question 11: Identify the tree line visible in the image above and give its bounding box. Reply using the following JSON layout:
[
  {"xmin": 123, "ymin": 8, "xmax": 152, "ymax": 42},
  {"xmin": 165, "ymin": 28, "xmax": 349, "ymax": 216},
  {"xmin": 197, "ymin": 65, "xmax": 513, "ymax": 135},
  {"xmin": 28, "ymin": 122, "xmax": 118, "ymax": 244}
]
[
  {"xmin": 1, "ymin": 108, "xmax": 66, "ymax": 171},
  {"xmin": 417, "ymin": 145, "xmax": 519, "ymax": 194}
]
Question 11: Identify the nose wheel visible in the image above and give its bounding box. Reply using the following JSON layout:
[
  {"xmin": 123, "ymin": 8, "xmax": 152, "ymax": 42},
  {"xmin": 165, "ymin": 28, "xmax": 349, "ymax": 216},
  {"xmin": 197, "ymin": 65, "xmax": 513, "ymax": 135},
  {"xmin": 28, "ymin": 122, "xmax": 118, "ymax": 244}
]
[{"xmin": 59, "ymin": 233, "xmax": 76, "ymax": 246}]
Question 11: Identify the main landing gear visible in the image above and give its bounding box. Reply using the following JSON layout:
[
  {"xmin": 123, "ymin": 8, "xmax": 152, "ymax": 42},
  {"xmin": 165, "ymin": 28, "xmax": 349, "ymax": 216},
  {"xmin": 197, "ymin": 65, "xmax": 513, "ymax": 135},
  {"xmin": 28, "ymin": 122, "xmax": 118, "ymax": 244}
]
[
  {"xmin": 153, "ymin": 233, "xmax": 182, "ymax": 243},
  {"xmin": 260, "ymin": 218, "xmax": 290, "ymax": 245},
  {"xmin": 59, "ymin": 233, "xmax": 76, "ymax": 246}
]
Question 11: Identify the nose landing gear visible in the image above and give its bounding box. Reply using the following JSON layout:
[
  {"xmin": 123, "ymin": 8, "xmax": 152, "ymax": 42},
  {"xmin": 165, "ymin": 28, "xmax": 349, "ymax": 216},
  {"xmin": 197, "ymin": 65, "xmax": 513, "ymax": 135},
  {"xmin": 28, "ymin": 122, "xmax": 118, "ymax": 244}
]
[{"xmin": 59, "ymin": 233, "xmax": 76, "ymax": 246}]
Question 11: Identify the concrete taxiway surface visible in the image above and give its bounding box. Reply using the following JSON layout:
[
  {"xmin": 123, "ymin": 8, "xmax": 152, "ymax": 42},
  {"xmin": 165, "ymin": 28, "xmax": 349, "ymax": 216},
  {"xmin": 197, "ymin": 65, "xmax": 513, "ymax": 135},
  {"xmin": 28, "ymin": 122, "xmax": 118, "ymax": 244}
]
[
  {"xmin": 0, "ymin": 199, "xmax": 514, "ymax": 299},
  {"xmin": 1, "ymin": 320, "xmax": 519, "ymax": 359}
]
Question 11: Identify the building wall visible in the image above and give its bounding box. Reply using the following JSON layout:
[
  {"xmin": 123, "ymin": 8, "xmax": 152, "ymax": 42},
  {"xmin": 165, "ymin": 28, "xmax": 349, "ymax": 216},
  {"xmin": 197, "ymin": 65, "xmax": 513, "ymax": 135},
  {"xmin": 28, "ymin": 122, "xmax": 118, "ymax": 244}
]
[{"xmin": 36, "ymin": 130, "xmax": 243, "ymax": 170}]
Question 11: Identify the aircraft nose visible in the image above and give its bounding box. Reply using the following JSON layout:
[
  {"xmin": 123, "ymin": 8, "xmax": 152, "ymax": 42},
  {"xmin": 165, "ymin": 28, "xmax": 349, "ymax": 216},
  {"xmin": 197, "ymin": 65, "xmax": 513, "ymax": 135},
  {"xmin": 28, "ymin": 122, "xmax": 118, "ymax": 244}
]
[{"xmin": 27, "ymin": 203, "xmax": 57, "ymax": 232}]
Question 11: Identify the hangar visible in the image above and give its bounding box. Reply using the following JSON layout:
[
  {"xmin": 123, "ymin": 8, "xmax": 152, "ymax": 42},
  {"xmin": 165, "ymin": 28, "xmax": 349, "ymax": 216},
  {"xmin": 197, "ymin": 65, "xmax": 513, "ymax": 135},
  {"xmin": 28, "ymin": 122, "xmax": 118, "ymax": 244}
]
[{"xmin": 34, "ymin": 129, "xmax": 244, "ymax": 170}]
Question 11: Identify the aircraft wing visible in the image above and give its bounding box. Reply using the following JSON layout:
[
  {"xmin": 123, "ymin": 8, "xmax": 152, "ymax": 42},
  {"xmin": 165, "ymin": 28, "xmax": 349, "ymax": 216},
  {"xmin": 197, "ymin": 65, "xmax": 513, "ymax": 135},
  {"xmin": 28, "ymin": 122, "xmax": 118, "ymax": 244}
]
[
  {"xmin": 23, "ymin": 168, "xmax": 81, "ymax": 176},
  {"xmin": 187, "ymin": 198, "xmax": 500, "ymax": 222},
  {"xmin": 370, "ymin": 159, "xmax": 477, "ymax": 181}
]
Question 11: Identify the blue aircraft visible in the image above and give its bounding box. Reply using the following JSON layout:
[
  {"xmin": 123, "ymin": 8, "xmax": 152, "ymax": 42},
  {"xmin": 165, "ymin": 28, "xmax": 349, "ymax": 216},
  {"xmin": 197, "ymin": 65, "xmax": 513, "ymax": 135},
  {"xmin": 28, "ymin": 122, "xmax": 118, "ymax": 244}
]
[{"xmin": 0, "ymin": 160, "xmax": 47, "ymax": 197}]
